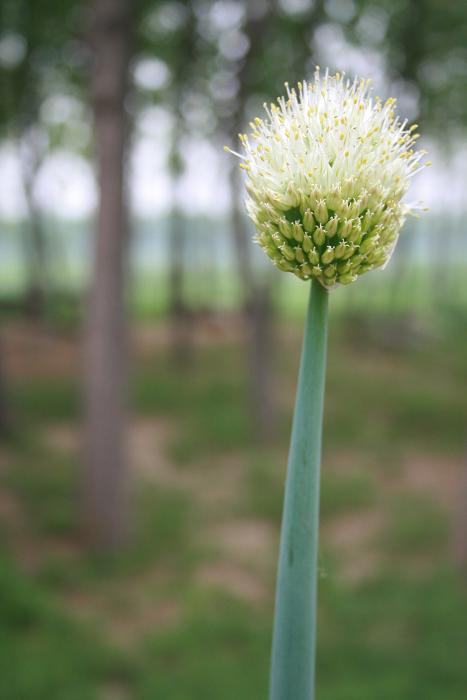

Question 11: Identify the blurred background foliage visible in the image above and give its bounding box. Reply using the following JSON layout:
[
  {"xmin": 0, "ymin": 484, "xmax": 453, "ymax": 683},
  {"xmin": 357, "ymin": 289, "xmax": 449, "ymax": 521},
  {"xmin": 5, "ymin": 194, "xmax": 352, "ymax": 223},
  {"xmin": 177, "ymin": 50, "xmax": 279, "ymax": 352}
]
[{"xmin": 0, "ymin": 0, "xmax": 467, "ymax": 698}]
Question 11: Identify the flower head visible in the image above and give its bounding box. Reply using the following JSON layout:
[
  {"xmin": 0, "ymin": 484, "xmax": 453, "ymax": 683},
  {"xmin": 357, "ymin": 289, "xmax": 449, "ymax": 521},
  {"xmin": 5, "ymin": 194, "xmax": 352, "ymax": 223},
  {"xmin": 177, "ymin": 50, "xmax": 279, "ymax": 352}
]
[{"xmin": 226, "ymin": 69, "xmax": 428, "ymax": 288}]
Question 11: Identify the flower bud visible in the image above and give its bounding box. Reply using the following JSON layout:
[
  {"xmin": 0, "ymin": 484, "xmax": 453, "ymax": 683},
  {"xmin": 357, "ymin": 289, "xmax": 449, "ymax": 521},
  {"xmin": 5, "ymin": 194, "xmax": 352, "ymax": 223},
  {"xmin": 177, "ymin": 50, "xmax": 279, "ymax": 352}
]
[
  {"xmin": 338, "ymin": 273, "xmax": 358, "ymax": 285},
  {"xmin": 295, "ymin": 246, "xmax": 306, "ymax": 263},
  {"xmin": 308, "ymin": 247, "xmax": 320, "ymax": 265},
  {"xmin": 307, "ymin": 185, "xmax": 322, "ymax": 211},
  {"xmin": 339, "ymin": 219, "xmax": 353, "ymax": 238},
  {"xmin": 278, "ymin": 217, "xmax": 293, "ymax": 238},
  {"xmin": 359, "ymin": 236, "xmax": 379, "ymax": 255},
  {"xmin": 303, "ymin": 209, "xmax": 315, "ymax": 233},
  {"xmin": 313, "ymin": 225, "xmax": 326, "ymax": 247},
  {"xmin": 327, "ymin": 186, "xmax": 342, "ymax": 211},
  {"xmin": 292, "ymin": 221, "xmax": 304, "ymax": 242},
  {"xmin": 279, "ymin": 181, "xmax": 300, "ymax": 209},
  {"xmin": 343, "ymin": 243, "xmax": 356, "ymax": 259},
  {"xmin": 350, "ymin": 254, "xmax": 364, "ymax": 268},
  {"xmin": 315, "ymin": 199, "xmax": 328, "ymax": 225},
  {"xmin": 276, "ymin": 259, "xmax": 295, "ymax": 272},
  {"xmin": 302, "ymin": 233, "xmax": 313, "ymax": 253},
  {"xmin": 348, "ymin": 199, "xmax": 362, "ymax": 218},
  {"xmin": 337, "ymin": 260, "xmax": 352, "ymax": 275},
  {"xmin": 281, "ymin": 244, "xmax": 296, "ymax": 261},
  {"xmin": 361, "ymin": 209, "xmax": 373, "ymax": 232},
  {"xmin": 334, "ymin": 241, "xmax": 348, "ymax": 259},
  {"xmin": 348, "ymin": 220, "xmax": 363, "ymax": 244},
  {"xmin": 366, "ymin": 222, "xmax": 382, "ymax": 239},
  {"xmin": 321, "ymin": 246, "xmax": 335, "ymax": 264},
  {"xmin": 272, "ymin": 232, "xmax": 284, "ymax": 248},
  {"xmin": 325, "ymin": 215, "xmax": 339, "ymax": 238},
  {"xmin": 366, "ymin": 250, "xmax": 386, "ymax": 266},
  {"xmin": 359, "ymin": 189, "xmax": 370, "ymax": 210},
  {"xmin": 371, "ymin": 203, "xmax": 385, "ymax": 226},
  {"xmin": 341, "ymin": 177, "xmax": 357, "ymax": 198},
  {"xmin": 381, "ymin": 227, "xmax": 397, "ymax": 245},
  {"xmin": 336, "ymin": 199, "xmax": 351, "ymax": 219},
  {"xmin": 311, "ymin": 264, "xmax": 322, "ymax": 277}
]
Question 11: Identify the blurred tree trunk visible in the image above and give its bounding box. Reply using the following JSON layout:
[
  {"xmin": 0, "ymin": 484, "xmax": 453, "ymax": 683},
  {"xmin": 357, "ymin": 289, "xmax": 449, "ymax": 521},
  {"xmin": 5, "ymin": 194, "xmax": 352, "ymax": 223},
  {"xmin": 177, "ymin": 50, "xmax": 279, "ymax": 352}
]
[
  {"xmin": 168, "ymin": 207, "xmax": 185, "ymax": 318},
  {"xmin": 82, "ymin": 0, "xmax": 132, "ymax": 549},
  {"xmin": 168, "ymin": 205, "xmax": 193, "ymax": 367},
  {"xmin": 230, "ymin": 166, "xmax": 254, "ymax": 294},
  {"xmin": 0, "ymin": 336, "xmax": 13, "ymax": 437},
  {"xmin": 14, "ymin": 5, "xmax": 50, "ymax": 322},
  {"xmin": 226, "ymin": 3, "xmax": 278, "ymax": 442},
  {"xmin": 167, "ymin": 7, "xmax": 196, "ymax": 368},
  {"xmin": 454, "ymin": 443, "xmax": 467, "ymax": 576},
  {"xmin": 246, "ymin": 282, "xmax": 276, "ymax": 438},
  {"xmin": 19, "ymin": 142, "xmax": 48, "ymax": 319},
  {"xmin": 229, "ymin": 164, "xmax": 276, "ymax": 440}
]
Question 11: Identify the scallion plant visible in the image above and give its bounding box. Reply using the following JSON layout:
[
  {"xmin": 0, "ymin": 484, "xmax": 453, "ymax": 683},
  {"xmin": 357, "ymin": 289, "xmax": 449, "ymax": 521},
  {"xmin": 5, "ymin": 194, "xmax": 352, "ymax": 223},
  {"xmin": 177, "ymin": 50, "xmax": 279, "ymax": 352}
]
[{"xmin": 226, "ymin": 68, "xmax": 427, "ymax": 700}]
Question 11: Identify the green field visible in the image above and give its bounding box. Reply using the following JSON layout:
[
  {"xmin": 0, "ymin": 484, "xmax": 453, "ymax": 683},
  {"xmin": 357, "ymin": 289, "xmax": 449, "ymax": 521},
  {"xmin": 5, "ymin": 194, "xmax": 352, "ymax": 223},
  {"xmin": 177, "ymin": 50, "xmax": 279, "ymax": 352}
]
[{"xmin": 0, "ymin": 308, "xmax": 466, "ymax": 699}]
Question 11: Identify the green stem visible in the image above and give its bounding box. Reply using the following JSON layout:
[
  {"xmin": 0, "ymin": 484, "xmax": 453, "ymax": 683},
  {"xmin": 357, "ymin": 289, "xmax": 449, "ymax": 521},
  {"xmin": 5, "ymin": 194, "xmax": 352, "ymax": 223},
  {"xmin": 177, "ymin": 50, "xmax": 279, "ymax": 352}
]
[{"xmin": 269, "ymin": 279, "xmax": 329, "ymax": 700}]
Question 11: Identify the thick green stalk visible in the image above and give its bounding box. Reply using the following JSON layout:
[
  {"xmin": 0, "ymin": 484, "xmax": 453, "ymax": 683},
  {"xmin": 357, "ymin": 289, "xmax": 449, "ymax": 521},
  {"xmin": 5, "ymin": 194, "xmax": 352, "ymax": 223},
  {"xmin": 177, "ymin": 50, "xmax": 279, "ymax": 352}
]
[{"xmin": 269, "ymin": 279, "xmax": 329, "ymax": 700}]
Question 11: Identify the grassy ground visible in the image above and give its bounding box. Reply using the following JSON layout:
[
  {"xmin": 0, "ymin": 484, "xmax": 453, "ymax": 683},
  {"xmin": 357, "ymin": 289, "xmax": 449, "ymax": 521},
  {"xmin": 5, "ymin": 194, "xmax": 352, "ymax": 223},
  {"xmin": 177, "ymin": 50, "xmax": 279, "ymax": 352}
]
[{"xmin": 0, "ymin": 308, "xmax": 467, "ymax": 699}]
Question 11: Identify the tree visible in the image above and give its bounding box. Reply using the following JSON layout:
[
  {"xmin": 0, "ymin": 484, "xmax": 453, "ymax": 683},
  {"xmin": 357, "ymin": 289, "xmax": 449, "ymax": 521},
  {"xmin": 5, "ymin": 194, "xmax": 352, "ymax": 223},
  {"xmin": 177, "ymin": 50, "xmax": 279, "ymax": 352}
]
[
  {"xmin": 0, "ymin": 0, "xmax": 74, "ymax": 317},
  {"xmin": 0, "ymin": 0, "xmax": 78, "ymax": 435},
  {"xmin": 165, "ymin": 4, "xmax": 198, "ymax": 367},
  {"xmin": 82, "ymin": 0, "xmax": 133, "ymax": 548}
]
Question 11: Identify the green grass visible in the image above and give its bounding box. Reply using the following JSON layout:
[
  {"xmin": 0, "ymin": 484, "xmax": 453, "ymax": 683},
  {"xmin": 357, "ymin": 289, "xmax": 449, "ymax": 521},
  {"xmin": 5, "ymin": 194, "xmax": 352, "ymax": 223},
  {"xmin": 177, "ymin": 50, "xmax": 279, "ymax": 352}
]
[
  {"xmin": 2, "ymin": 549, "xmax": 467, "ymax": 700},
  {"xmin": 13, "ymin": 378, "xmax": 79, "ymax": 423},
  {"xmin": 322, "ymin": 318, "xmax": 467, "ymax": 455},
  {"xmin": 0, "ymin": 554, "xmax": 132, "ymax": 700},
  {"xmin": 136, "ymin": 593, "xmax": 271, "ymax": 700},
  {"xmin": 2, "ymin": 446, "xmax": 76, "ymax": 535},
  {"xmin": 133, "ymin": 574, "xmax": 467, "ymax": 699},
  {"xmin": 382, "ymin": 494, "xmax": 449, "ymax": 557},
  {"xmin": 0, "ymin": 435, "xmax": 197, "ymax": 586},
  {"xmin": 321, "ymin": 472, "xmax": 376, "ymax": 519},
  {"xmin": 317, "ymin": 574, "xmax": 467, "ymax": 700},
  {"xmin": 134, "ymin": 347, "xmax": 257, "ymax": 462},
  {"xmin": 241, "ymin": 453, "xmax": 285, "ymax": 522}
]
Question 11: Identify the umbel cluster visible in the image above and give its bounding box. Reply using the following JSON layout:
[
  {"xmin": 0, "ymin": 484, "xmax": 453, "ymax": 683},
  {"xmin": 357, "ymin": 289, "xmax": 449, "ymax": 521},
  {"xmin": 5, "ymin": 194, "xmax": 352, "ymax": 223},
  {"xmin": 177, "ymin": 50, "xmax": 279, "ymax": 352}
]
[
  {"xmin": 252, "ymin": 181, "xmax": 403, "ymax": 287},
  {"xmin": 227, "ymin": 70, "xmax": 428, "ymax": 289}
]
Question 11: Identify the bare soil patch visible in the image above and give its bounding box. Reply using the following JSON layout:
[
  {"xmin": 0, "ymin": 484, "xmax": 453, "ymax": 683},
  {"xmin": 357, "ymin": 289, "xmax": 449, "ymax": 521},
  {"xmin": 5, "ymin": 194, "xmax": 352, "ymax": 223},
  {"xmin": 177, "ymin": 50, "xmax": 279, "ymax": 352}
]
[
  {"xmin": 3, "ymin": 322, "xmax": 79, "ymax": 379},
  {"xmin": 391, "ymin": 453, "xmax": 463, "ymax": 508},
  {"xmin": 65, "ymin": 577, "xmax": 180, "ymax": 650},
  {"xmin": 196, "ymin": 560, "xmax": 269, "ymax": 603}
]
